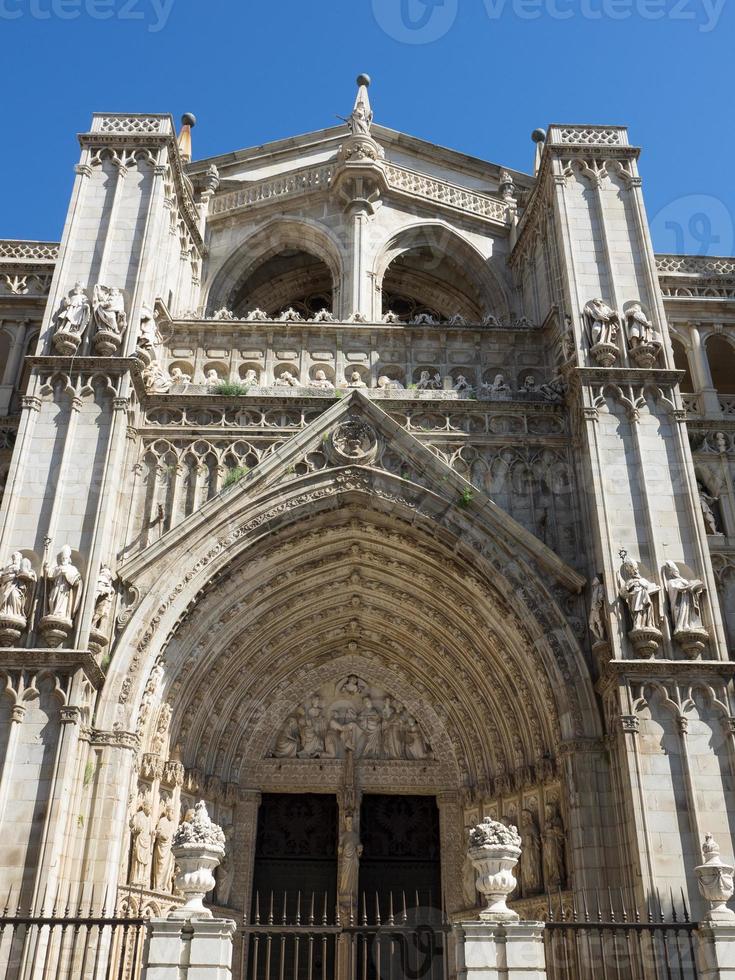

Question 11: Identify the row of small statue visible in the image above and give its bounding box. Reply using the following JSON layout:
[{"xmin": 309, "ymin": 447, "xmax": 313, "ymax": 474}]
[
  {"xmin": 589, "ymin": 552, "xmax": 709, "ymax": 656},
  {"xmin": 0, "ymin": 547, "xmax": 115, "ymax": 648},
  {"xmin": 210, "ymin": 306, "xmax": 525, "ymax": 328},
  {"xmin": 273, "ymin": 692, "xmax": 431, "ymax": 761},
  {"xmin": 584, "ymin": 298, "xmax": 663, "ymax": 368},
  {"xmin": 51, "ymin": 283, "xmax": 127, "ymax": 357},
  {"xmin": 462, "ymin": 802, "xmax": 566, "ymax": 906},
  {"xmin": 128, "ymin": 794, "xmax": 234, "ymax": 905}
]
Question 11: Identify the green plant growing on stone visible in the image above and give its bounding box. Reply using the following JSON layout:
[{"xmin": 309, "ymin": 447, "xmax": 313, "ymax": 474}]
[
  {"xmin": 223, "ymin": 466, "xmax": 249, "ymax": 488},
  {"xmin": 458, "ymin": 487, "xmax": 474, "ymax": 509},
  {"xmin": 211, "ymin": 381, "xmax": 250, "ymax": 397}
]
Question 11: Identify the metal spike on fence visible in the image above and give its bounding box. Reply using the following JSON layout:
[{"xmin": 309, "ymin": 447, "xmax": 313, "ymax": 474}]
[
  {"xmin": 620, "ymin": 888, "xmax": 628, "ymax": 924},
  {"xmin": 560, "ymin": 886, "xmax": 568, "ymax": 922},
  {"xmin": 670, "ymin": 887, "xmax": 678, "ymax": 923},
  {"xmin": 3, "ymin": 886, "xmax": 12, "ymax": 917},
  {"xmin": 64, "ymin": 881, "xmax": 72, "ymax": 917},
  {"xmin": 375, "ymin": 892, "xmax": 381, "ymax": 926},
  {"xmin": 296, "ymin": 890, "xmax": 301, "ymax": 926},
  {"xmin": 546, "ymin": 890, "xmax": 554, "ymax": 922},
  {"xmin": 361, "ymin": 892, "xmax": 368, "ymax": 927},
  {"xmin": 681, "ymin": 887, "xmax": 691, "ymax": 924},
  {"xmin": 415, "ymin": 889, "xmax": 420, "ymax": 915},
  {"xmin": 389, "ymin": 892, "xmax": 394, "ymax": 926},
  {"xmin": 254, "ymin": 891, "xmax": 261, "ymax": 925},
  {"xmin": 101, "ymin": 884, "xmax": 110, "ymax": 919},
  {"xmin": 581, "ymin": 888, "xmax": 590, "ymax": 923},
  {"xmin": 87, "ymin": 883, "xmax": 96, "ymax": 918},
  {"xmin": 268, "ymin": 891, "xmax": 274, "ymax": 926},
  {"xmin": 646, "ymin": 894, "xmax": 654, "ymax": 924},
  {"xmin": 308, "ymin": 892, "xmax": 315, "ymax": 926},
  {"xmin": 335, "ymin": 901, "xmax": 341, "ymax": 928},
  {"xmin": 38, "ymin": 883, "xmax": 48, "ymax": 918},
  {"xmin": 655, "ymin": 888, "xmax": 665, "ymax": 923},
  {"xmin": 321, "ymin": 891, "xmax": 328, "ymax": 927},
  {"xmin": 608, "ymin": 887, "xmax": 615, "ymax": 923},
  {"xmin": 401, "ymin": 890, "xmax": 408, "ymax": 926},
  {"xmin": 595, "ymin": 888, "xmax": 603, "ymax": 924},
  {"xmin": 51, "ymin": 881, "xmax": 61, "ymax": 917},
  {"xmin": 571, "ymin": 889, "xmax": 578, "ymax": 921},
  {"xmin": 281, "ymin": 890, "xmax": 288, "ymax": 925}
]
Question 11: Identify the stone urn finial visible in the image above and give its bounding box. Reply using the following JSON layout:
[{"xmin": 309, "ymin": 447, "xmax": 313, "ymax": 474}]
[
  {"xmin": 467, "ymin": 817, "xmax": 522, "ymax": 921},
  {"xmin": 169, "ymin": 800, "xmax": 226, "ymax": 920},
  {"xmin": 695, "ymin": 834, "xmax": 735, "ymax": 923}
]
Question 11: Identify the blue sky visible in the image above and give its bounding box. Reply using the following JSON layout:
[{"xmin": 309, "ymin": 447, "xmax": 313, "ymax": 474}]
[{"xmin": 2, "ymin": 0, "xmax": 733, "ymax": 255}]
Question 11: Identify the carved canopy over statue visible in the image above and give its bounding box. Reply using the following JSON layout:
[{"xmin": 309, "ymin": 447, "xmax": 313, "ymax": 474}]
[{"xmin": 272, "ymin": 677, "xmax": 431, "ymax": 761}]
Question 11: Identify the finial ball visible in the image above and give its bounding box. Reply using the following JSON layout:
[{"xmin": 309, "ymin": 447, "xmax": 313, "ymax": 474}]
[
  {"xmin": 356, "ymin": 74, "xmax": 371, "ymax": 88},
  {"xmin": 181, "ymin": 112, "xmax": 197, "ymax": 128},
  {"xmin": 531, "ymin": 128, "xmax": 546, "ymax": 143}
]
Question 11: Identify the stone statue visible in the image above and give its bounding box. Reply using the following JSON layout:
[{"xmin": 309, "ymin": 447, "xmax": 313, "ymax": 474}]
[
  {"xmin": 92, "ymin": 284, "xmax": 126, "ymax": 336},
  {"xmin": 486, "ymin": 373, "xmax": 510, "ymax": 395},
  {"xmin": 338, "ymin": 813, "xmax": 362, "ymax": 908},
  {"xmin": 625, "ymin": 302, "xmax": 661, "ymax": 349},
  {"xmin": 273, "ymin": 714, "xmax": 300, "ymax": 757},
  {"xmin": 169, "ymin": 367, "xmax": 191, "ymax": 385},
  {"xmin": 129, "ymin": 797, "xmax": 153, "ymax": 886},
  {"xmin": 416, "ymin": 370, "xmax": 441, "ymax": 390},
  {"xmin": 338, "ymin": 674, "xmax": 367, "ymax": 696},
  {"xmin": 662, "ymin": 560, "xmax": 706, "ymax": 633},
  {"xmin": 151, "ymin": 702, "xmax": 172, "ymax": 755},
  {"xmin": 588, "ymin": 575, "xmax": 607, "ymax": 644},
  {"xmin": 45, "ymin": 545, "xmax": 83, "ymax": 623},
  {"xmin": 617, "ymin": 556, "xmax": 660, "ymax": 631},
  {"xmin": 0, "ymin": 551, "xmax": 36, "ymax": 622},
  {"xmin": 275, "ymin": 370, "xmax": 299, "ymax": 387},
  {"xmin": 404, "ymin": 713, "xmax": 429, "ymax": 759},
  {"xmin": 346, "ymin": 371, "xmax": 366, "ymax": 388},
  {"xmin": 142, "ymin": 363, "xmax": 172, "ymax": 393},
  {"xmin": 311, "ymin": 369, "xmax": 334, "ymax": 391},
  {"xmin": 138, "ymin": 305, "xmax": 159, "ymax": 349},
  {"xmin": 152, "ymin": 800, "xmax": 176, "ymax": 892},
  {"xmin": 520, "ymin": 809, "xmax": 542, "ymax": 896},
  {"xmin": 91, "ymin": 563, "xmax": 115, "ymax": 633},
  {"xmin": 205, "ymin": 369, "xmax": 221, "ymax": 385},
  {"xmin": 538, "ymin": 375, "xmax": 566, "ymax": 403},
  {"xmin": 542, "ymin": 801, "xmax": 566, "ymax": 890},
  {"xmin": 522, "ymin": 375, "xmax": 537, "ymax": 393},
  {"xmin": 242, "ymin": 369, "xmax": 260, "ymax": 387},
  {"xmin": 297, "ymin": 697, "xmax": 326, "ymax": 757},
  {"xmin": 453, "ymin": 375, "xmax": 474, "ymax": 395},
  {"xmin": 377, "ymin": 375, "xmax": 404, "ymax": 390},
  {"xmin": 381, "ymin": 696, "xmax": 405, "ymax": 758},
  {"xmin": 53, "ymin": 283, "xmax": 91, "ymax": 351},
  {"xmin": 584, "ymin": 298, "xmax": 620, "ymax": 346},
  {"xmin": 698, "ymin": 484, "xmax": 721, "ymax": 534},
  {"xmin": 358, "ymin": 696, "xmax": 383, "ymax": 758}
]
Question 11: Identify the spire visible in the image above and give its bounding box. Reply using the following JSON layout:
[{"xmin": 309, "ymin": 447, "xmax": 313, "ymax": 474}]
[
  {"xmin": 177, "ymin": 112, "xmax": 196, "ymax": 164},
  {"xmin": 346, "ymin": 74, "xmax": 373, "ymax": 137}
]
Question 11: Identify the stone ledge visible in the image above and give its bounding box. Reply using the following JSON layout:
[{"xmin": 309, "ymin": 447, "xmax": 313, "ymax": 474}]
[{"xmin": 0, "ymin": 647, "xmax": 105, "ymax": 688}]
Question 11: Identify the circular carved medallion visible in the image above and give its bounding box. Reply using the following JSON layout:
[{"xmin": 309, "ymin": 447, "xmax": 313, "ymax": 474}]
[{"xmin": 329, "ymin": 419, "xmax": 379, "ymax": 465}]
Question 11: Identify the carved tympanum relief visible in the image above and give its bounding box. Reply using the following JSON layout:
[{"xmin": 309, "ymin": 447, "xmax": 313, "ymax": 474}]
[{"xmin": 271, "ymin": 675, "xmax": 431, "ymax": 761}]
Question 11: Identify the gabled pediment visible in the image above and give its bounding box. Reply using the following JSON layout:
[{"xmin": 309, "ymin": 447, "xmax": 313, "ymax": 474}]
[{"xmin": 119, "ymin": 390, "xmax": 584, "ymax": 593}]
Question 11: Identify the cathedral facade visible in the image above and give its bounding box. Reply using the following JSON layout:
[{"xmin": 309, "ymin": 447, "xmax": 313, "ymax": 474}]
[{"xmin": 0, "ymin": 77, "xmax": 734, "ymax": 975}]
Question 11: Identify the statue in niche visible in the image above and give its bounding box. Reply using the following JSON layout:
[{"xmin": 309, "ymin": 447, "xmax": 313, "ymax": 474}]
[
  {"xmin": 625, "ymin": 302, "xmax": 662, "ymax": 351},
  {"xmin": 242, "ymin": 368, "xmax": 260, "ymax": 387},
  {"xmin": 205, "ymin": 369, "xmax": 221, "ymax": 385},
  {"xmin": 338, "ymin": 813, "xmax": 363, "ymax": 908},
  {"xmin": 142, "ymin": 363, "xmax": 172, "ymax": 393},
  {"xmin": 91, "ymin": 563, "xmax": 115, "ymax": 633},
  {"xmin": 588, "ymin": 575, "xmax": 608, "ymax": 645},
  {"xmin": 152, "ymin": 799, "xmax": 176, "ymax": 892},
  {"xmin": 274, "ymin": 370, "xmax": 299, "ymax": 387},
  {"xmin": 169, "ymin": 367, "xmax": 191, "ymax": 385},
  {"xmin": 311, "ymin": 369, "xmax": 334, "ymax": 391},
  {"xmin": 381, "ymin": 696, "xmax": 406, "ymax": 758},
  {"xmin": 522, "ymin": 375, "xmax": 537, "ymax": 393},
  {"xmin": 453, "ymin": 375, "xmax": 474, "ymax": 396},
  {"xmin": 520, "ymin": 809, "xmax": 543, "ymax": 896},
  {"xmin": 129, "ymin": 797, "xmax": 153, "ymax": 886},
  {"xmin": 538, "ymin": 375, "xmax": 566, "ymax": 403},
  {"xmin": 358, "ymin": 696, "xmax": 383, "ymax": 758},
  {"xmin": 337, "ymin": 675, "xmax": 368, "ymax": 696},
  {"xmin": 346, "ymin": 371, "xmax": 367, "ymax": 388},
  {"xmin": 617, "ymin": 555, "xmax": 660, "ymax": 631},
  {"xmin": 484, "ymin": 373, "xmax": 510, "ymax": 395},
  {"xmin": 53, "ymin": 283, "xmax": 91, "ymax": 350},
  {"xmin": 137, "ymin": 305, "xmax": 160, "ymax": 350},
  {"xmin": 698, "ymin": 483, "xmax": 721, "ymax": 535},
  {"xmin": 45, "ymin": 545, "xmax": 83, "ymax": 623},
  {"xmin": 92, "ymin": 284, "xmax": 126, "ymax": 336},
  {"xmin": 377, "ymin": 375, "xmax": 404, "ymax": 390},
  {"xmin": 416, "ymin": 370, "xmax": 442, "ymax": 390},
  {"xmin": 216, "ymin": 824, "xmax": 235, "ymax": 906},
  {"xmin": 404, "ymin": 713, "xmax": 429, "ymax": 759},
  {"xmin": 584, "ymin": 298, "xmax": 620, "ymax": 347},
  {"xmin": 297, "ymin": 697, "xmax": 326, "ymax": 757},
  {"xmin": 0, "ymin": 552, "xmax": 36, "ymax": 622},
  {"xmin": 662, "ymin": 561, "xmax": 706, "ymax": 633},
  {"xmin": 542, "ymin": 801, "xmax": 566, "ymax": 890}
]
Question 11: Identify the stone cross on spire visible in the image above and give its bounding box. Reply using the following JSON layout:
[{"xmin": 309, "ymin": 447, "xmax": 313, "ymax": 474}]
[{"xmin": 346, "ymin": 74, "xmax": 373, "ymax": 137}]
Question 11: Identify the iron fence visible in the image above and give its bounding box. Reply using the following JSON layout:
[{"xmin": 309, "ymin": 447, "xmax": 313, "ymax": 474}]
[
  {"xmin": 0, "ymin": 890, "xmax": 147, "ymax": 980},
  {"xmin": 543, "ymin": 889, "xmax": 699, "ymax": 980},
  {"xmin": 241, "ymin": 891, "xmax": 451, "ymax": 980}
]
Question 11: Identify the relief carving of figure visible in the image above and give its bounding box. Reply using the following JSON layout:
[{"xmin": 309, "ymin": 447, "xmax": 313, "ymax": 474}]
[
  {"xmin": 381, "ymin": 696, "xmax": 405, "ymax": 758},
  {"xmin": 91, "ymin": 563, "xmax": 115, "ymax": 633},
  {"xmin": 584, "ymin": 298, "xmax": 620, "ymax": 347},
  {"xmin": 625, "ymin": 302, "xmax": 661, "ymax": 350},
  {"xmin": 520, "ymin": 809, "xmax": 543, "ymax": 896},
  {"xmin": 588, "ymin": 575, "xmax": 607, "ymax": 644},
  {"xmin": 54, "ymin": 283, "xmax": 91, "ymax": 341},
  {"xmin": 297, "ymin": 697, "xmax": 326, "ymax": 757},
  {"xmin": 698, "ymin": 484, "xmax": 721, "ymax": 535},
  {"xmin": 137, "ymin": 304, "xmax": 160, "ymax": 349},
  {"xmin": 358, "ymin": 696, "xmax": 383, "ymax": 758},
  {"xmin": 274, "ymin": 715, "xmax": 300, "ymax": 757},
  {"xmin": 404, "ymin": 713, "xmax": 429, "ymax": 759},
  {"xmin": 92, "ymin": 284, "xmax": 126, "ymax": 336},
  {"xmin": 45, "ymin": 545, "xmax": 83, "ymax": 623},
  {"xmin": 542, "ymin": 801, "xmax": 566, "ymax": 890},
  {"xmin": 129, "ymin": 798, "xmax": 153, "ymax": 886},
  {"xmin": 617, "ymin": 556, "xmax": 660, "ymax": 631},
  {"xmin": 152, "ymin": 800, "xmax": 176, "ymax": 892},
  {"xmin": 662, "ymin": 560, "xmax": 706, "ymax": 633}
]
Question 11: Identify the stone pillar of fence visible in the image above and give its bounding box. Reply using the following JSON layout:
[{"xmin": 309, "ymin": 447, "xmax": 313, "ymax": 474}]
[
  {"xmin": 142, "ymin": 801, "xmax": 237, "ymax": 980},
  {"xmin": 455, "ymin": 817, "xmax": 547, "ymax": 980},
  {"xmin": 695, "ymin": 834, "xmax": 735, "ymax": 979}
]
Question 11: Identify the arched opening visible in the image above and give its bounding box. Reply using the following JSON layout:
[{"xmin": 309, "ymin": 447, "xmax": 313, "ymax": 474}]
[
  {"xmin": 229, "ymin": 248, "xmax": 333, "ymax": 319},
  {"xmin": 671, "ymin": 337, "xmax": 694, "ymax": 392},
  {"xmin": 705, "ymin": 334, "xmax": 735, "ymax": 394}
]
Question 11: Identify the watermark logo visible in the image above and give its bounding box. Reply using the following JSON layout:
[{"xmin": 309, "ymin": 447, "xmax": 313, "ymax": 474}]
[
  {"xmin": 650, "ymin": 194, "xmax": 734, "ymax": 256},
  {"xmin": 0, "ymin": 0, "xmax": 175, "ymax": 33},
  {"xmin": 371, "ymin": 0, "xmax": 458, "ymax": 43}
]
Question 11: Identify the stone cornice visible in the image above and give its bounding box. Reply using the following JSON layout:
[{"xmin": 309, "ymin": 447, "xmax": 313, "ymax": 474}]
[
  {"xmin": 596, "ymin": 657, "xmax": 735, "ymax": 695},
  {"xmin": 0, "ymin": 648, "xmax": 105, "ymax": 688},
  {"xmin": 573, "ymin": 367, "xmax": 685, "ymax": 387}
]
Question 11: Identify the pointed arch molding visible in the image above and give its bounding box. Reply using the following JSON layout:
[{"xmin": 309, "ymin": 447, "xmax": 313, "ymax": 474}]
[{"xmin": 101, "ymin": 392, "xmax": 596, "ymax": 786}]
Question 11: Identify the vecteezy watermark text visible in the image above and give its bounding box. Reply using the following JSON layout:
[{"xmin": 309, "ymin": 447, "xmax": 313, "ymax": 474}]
[
  {"xmin": 372, "ymin": 0, "xmax": 725, "ymax": 43},
  {"xmin": 0, "ymin": 0, "xmax": 175, "ymax": 32}
]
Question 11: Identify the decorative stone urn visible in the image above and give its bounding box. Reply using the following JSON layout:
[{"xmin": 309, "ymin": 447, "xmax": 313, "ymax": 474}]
[
  {"xmin": 467, "ymin": 817, "xmax": 522, "ymax": 922},
  {"xmin": 628, "ymin": 343, "xmax": 660, "ymax": 369},
  {"xmin": 92, "ymin": 327, "xmax": 122, "ymax": 357},
  {"xmin": 695, "ymin": 834, "xmax": 735, "ymax": 923},
  {"xmin": 589, "ymin": 341, "xmax": 619, "ymax": 368},
  {"xmin": 673, "ymin": 627, "xmax": 709, "ymax": 658},
  {"xmin": 169, "ymin": 800, "xmax": 226, "ymax": 920},
  {"xmin": 628, "ymin": 626, "xmax": 663, "ymax": 658},
  {"xmin": 37, "ymin": 614, "xmax": 74, "ymax": 648}
]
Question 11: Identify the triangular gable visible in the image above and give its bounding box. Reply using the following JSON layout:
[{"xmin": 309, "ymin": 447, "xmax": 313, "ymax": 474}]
[{"xmin": 119, "ymin": 390, "xmax": 584, "ymax": 593}]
